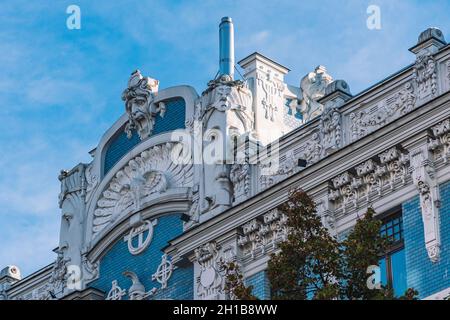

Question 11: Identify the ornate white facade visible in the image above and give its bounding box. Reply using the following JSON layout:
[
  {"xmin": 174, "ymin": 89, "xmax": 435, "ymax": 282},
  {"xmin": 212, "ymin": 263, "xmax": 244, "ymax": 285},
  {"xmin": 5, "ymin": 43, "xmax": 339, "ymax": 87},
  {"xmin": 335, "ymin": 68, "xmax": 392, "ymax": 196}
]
[{"xmin": 1, "ymin": 20, "xmax": 450, "ymax": 301}]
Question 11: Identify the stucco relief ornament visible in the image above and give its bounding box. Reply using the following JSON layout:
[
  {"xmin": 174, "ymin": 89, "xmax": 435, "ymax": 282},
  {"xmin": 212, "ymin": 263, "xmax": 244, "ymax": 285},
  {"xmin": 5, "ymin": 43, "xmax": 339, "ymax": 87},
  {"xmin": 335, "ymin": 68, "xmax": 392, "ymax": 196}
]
[
  {"xmin": 262, "ymin": 97, "xmax": 277, "ymax": 121},
  {"xmin": 81, "ymin": 253, "xmax": 98, "ymax": 282},
  {"xmin": 238, "ymin": 209, "xmax": 288, "ymax": 259},
  {"xmin": 350, "ymin": 82, "xmax": 416, "ymax": 141},
  {"xmin": 84, "ymin": 163, "xmax": 98, "ymax": 203},
  {"xmin": 379, "ymin": 147, "xmax": 410, "ymax": 190},
  {"xmin": 410, "ymin": 149, "xmax": 441, "ymax": 262},
  {"xmin": 256, "ymin": 69, "xmax": 284, "ymax": 122},
  {"xmin": 122, "ymin": 70, "xmax": 165, "ymax": 140},
  {"xmin": 195, "ymin": 242, "xmax": 224, "ymax": 299},
  {"xmin": 391, "ymin": 82, "xmax": 416, "ymax": 114},
  {"xmin": 355, "ymin": 159, "xmax": 385, "ymax": 202},
  {"xmin": 203, "ymin": 75, "xmax": 254, "ymax": 130},
  {"xmin": 152, "ymin": 254, "xmax": 175, "ymax": 289},
  {"xmin": 428, "ymin": 119, "xmax": 450, "ymax": 163},
  {"xmin": 277, "ymin": 150, "xmax": 299, "ymax": 176},
  {"xmin": 184, "ymin": 184, "xmax": 200, "ymax": 229},
  {"xmin": 93, "ymin": 142, "xmax": 193, "ymax": 236},
  {"xmin": 45, "ymin": 250, "xmax": 70, "ymax": 299},
  {"xmin": 300, "ymin": 132, "xmax": 323, "ymax": 164},
  {"xmin": 300, "ymin": 66, "xmax": 333, "ymax": 122},
  {"xmin": 259, "ymin": 135, "xmax": 321, "ymax": 190},
  {"xmin": 229, "ymin": 162, "xmax": 250, "ymax": 204},
  {"xmin": 185, "ymin": 100, "xmax": 203, "ymax": 134},
  {"xmin": 329, "ymin": 172, "xmax": 361, "ymax": 213},
  {"xmin": 320, "ymin": 102, "xmax": 342, "ymax": 154},
  {"xmin": 446, "ymin": 60, "xmax": 450, "ymax": 87},
  {"xmin": 123, "ymin": 219, "xmax": 157, "ymax": 255},
  {"xmin": 413, "ymin": 51, "xmax": 438, "ymax": 101},
  {"xmin": 447, "ymin": 60, "xmax": 450, "ymax": 81},
  {"xmin": 123, "ymin": 271, "xmax": 147, "ymax": 300},
  {"xmin": 106, "ymin": 280, "xmax": 126, "ymax": 300}
]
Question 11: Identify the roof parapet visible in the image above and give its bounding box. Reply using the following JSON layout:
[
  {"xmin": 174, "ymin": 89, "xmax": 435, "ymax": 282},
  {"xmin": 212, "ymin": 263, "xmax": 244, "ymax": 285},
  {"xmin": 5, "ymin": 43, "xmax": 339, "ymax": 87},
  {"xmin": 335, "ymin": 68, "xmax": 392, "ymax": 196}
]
[{"xmin": 410, "ymin": 27, "xmax": 447, "ymax": 55}]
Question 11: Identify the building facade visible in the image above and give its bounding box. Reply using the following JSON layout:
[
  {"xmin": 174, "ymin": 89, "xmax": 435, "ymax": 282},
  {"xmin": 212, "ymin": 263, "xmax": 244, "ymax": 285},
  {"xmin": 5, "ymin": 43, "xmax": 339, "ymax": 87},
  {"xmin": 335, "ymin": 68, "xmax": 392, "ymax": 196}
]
[{"xmin": 1, "ymin": 18, "xmax": 450, "ymax": 300}]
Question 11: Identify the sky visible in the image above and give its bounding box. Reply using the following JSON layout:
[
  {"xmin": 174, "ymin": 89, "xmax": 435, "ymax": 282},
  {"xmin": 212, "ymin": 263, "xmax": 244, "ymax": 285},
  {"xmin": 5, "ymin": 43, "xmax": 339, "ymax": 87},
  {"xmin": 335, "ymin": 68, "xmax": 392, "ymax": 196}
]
[{"xmin": 0, "ymin": 0, "xmax": 449, "ymax": 277}]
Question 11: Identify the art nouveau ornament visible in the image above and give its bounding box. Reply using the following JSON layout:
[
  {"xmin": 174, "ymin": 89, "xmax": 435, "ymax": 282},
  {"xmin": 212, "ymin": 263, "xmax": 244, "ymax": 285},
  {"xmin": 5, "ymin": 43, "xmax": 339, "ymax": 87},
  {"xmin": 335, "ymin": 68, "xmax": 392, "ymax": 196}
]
[
  {"xmin": 413, "ymin": 51, "xmax": 437, "ymax": 101},
  {"xmin": 350, "ymin": 82, "xmax": 416, "ymax": 141},
  {"xmin": 198, "ymin": 75, "xmax": 254, "ymax": 215},
  {"xmin": 203, "ymin": 74, "xmax": 254, "ymax": 131},
  {"xmin": 256, "ymin": 69, "xmax": 284, "ymax": 123},
  {"xmin": 47, "ymin": 250, "xmax": 70, "ymax": 299},
  {"xmin": 300, "ymin": 66, "xmax": 333, "ymax": 122},
  {"xmin": 428, "ymin": 118, "xmax": 450, "ymax": 163},
  {"xmin": 122, "ymin": 70, "xmax": 165, "ymax": 140},
  {"xmin": 229, "ymin": 162, "xmax": 250, "ymax": 204},
  {"xmin": 152, "ymin": 254, "xmax": 175, "ymax": 289},
  {"xmin": 409, "ymin": 147, "xmax": 441, "ymax": 262},
  {"xmin": 329, "ymin": 147, "xmax": 410, "ymax": 214},
  {"xmin": 259, "ymin": 134, "xmax": 322, "ymax": 190},
  {"xmin": 93, "ymin": 142, "xmax": 192, "ymax": 237},
  {"xmin": 57, "ymin": 164, "xmax": 86, "ymax": 288},
  {"xmin": 105, "ymin": 280, "xmax": 126, "ymax": 300},
  {"xmin": 320, "ymin": 102, "xmax": 341, "ymax": 154},
  {"xmin": 447, "ymin": 60, "xmax": 450, "ymax": 82},
  {"xmin": 123, "ymin": 271, "xmax": 146, "ymax": 300},
  {"xmin": 238, "ymin": 209, "xmax": 288, "ymax": 260},
  {"xmin": 194, "ymin": 242, "xmax": 226, "ymax": 300},
  {"xmin": 299, "ymin": 132, "xmax": 323, "ymax": 165},
  {"xmin": 85, "ymin": 163, "xmax": 99, "ymax": 203},
  {"xmin": 123, "ymin": 219, "xmax": 157, "ymax": 255},
  {"xmin": 81, "ymin": 253, "xmax": 99, "ymax": 282}
]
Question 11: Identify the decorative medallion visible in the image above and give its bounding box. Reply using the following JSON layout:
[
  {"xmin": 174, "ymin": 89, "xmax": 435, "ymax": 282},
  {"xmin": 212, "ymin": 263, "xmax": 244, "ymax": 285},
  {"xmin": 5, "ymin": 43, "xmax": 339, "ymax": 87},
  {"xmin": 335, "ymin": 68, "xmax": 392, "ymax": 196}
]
[
  {"xmin": 106, "ymin": 280, "xmax": 126, "ymax": 300},
  {"xmin": 123, "ymin": 219, "xmax": 157, "ymax": 255},
  {"xmin": 152, "ymin": 254, "xmax": 174, "ymax": 289}
]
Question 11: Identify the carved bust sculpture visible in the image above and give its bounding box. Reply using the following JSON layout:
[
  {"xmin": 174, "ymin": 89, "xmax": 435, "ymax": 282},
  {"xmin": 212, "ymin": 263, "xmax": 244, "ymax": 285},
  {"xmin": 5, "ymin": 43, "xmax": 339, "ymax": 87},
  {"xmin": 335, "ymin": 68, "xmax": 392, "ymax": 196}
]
[{"xmin": 122, "ymin": 70, "xmax": 162, "ymax": 140}]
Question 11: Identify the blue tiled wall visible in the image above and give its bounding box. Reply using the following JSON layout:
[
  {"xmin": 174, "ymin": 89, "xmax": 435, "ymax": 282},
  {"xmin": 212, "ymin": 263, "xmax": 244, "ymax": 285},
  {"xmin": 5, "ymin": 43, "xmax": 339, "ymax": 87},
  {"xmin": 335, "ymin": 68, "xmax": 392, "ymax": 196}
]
[
  {"xmin": 245, "ymin": 271, "xmax": 271, "ymax": 300},
  {"xmin": 103, "ymin": 97, "xmax": 186, "ymax": 176},
  {"xmin": 104, "ymin": 130, "xmax": 140, "ymax": 175},
  {"xmin": 88, "ymin": 213, "xmax": 193, "ymax": 300},
  {"xmin": 153, "ymin": 98, "xmax": 186, "ymax": 134},
  {"xmin": 403, "ymin": 181, "xmax": 450, "ymax": 299}
]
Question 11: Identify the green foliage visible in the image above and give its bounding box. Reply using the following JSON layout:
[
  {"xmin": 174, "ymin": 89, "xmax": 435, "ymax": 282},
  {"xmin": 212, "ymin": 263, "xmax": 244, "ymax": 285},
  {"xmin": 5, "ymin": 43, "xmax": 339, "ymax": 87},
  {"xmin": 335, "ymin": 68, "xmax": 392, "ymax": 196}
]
[
  {"xmin": 267, "ymin": 189, "xmax": 341, "ymax": 300},
  {"xmin": 397, "ymin": 288, "xmax": 419, "ymax": 300},
  {"xmin": 267, "ymin": 189, "xmax": 418, "ymax": 300},
  {"xmin": 222, "ymin": 261, "xmax": 258, "ymax": 300},
  {"xmin": 225, "ymin": 189, "xmax": 420, "ymax": 300},
  {"xmin": 341, "ymin": 207, "xmax": 390, "ymax": 299}
]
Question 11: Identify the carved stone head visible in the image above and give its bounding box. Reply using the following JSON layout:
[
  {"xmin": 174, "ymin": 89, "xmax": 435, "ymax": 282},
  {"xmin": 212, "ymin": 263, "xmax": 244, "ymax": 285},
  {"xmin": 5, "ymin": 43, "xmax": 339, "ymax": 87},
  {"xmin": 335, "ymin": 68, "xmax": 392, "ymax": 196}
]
[
  {"xmin": 122, "ymin": 70, "xmax": 159, "ymax": 140},
  {"xmin": 212, "ymin": 83, "xmax": 234, "ymax": 111}
]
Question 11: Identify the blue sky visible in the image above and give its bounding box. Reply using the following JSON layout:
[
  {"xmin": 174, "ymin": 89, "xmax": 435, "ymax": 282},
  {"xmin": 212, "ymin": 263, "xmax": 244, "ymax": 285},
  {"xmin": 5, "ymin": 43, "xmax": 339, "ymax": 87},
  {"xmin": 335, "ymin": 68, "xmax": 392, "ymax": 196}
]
[{"xmin": 0, "ymin": 0, "xmax": 449, "ymax": 277}]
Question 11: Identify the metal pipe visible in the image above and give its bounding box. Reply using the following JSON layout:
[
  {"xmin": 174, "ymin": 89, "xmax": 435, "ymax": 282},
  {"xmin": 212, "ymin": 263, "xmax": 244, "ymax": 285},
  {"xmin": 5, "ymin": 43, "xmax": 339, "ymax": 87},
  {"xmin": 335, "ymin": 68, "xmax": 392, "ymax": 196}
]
[{"xmin": 219, "ymin": 17, "xmax": 234, "ymax": 79}]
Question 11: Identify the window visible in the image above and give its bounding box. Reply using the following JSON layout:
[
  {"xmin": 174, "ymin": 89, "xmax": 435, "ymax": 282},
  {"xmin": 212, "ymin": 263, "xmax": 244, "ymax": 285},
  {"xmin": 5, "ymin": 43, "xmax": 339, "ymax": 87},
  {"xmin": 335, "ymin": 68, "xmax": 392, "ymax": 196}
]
[{"xmin": 379, "ymin": 210, "xmax": 407, "ymax": 296}]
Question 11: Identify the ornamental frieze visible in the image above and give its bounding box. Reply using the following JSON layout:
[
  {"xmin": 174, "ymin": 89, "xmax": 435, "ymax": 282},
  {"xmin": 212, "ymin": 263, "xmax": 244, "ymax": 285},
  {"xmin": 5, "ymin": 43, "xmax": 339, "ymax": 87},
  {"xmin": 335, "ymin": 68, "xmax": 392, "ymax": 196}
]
[
  {"xmin": 237, "ymin": 209, "xmax": 288, "ymax": 260},
  {"xmin": 350, "ymin": 82, "xmax": 416, "ymax": 142},
  {"xmin": 413, "ymin": 52, "xmax": 438, "ymax": 101},
  {"xmin": 329, "ymin": 147, "xmax": 410, "ymax": 214}
]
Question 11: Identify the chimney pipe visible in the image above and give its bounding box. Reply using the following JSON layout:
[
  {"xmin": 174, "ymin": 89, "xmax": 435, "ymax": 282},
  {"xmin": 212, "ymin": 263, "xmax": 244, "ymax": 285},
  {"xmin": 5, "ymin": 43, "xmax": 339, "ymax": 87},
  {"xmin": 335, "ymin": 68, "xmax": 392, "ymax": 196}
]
[{"xmin": 219, "ymin": 17, "xmax": 234, "ymax": 79}]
